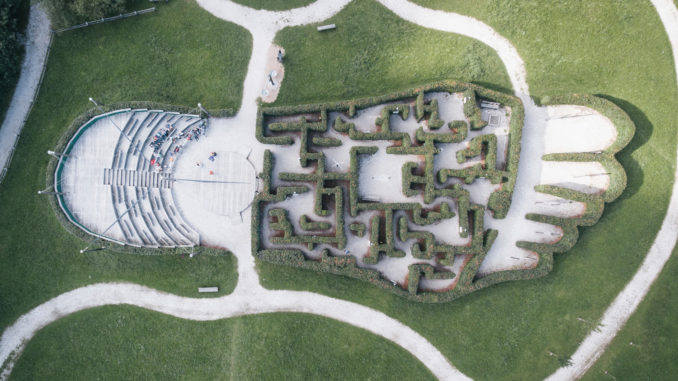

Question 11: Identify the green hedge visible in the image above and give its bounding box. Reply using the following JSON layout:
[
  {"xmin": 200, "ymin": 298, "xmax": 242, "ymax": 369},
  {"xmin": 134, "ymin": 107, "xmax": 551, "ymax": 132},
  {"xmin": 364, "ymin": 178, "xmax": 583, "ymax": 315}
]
[
  {"xmin": 252, "ymin": 81, "xmax": 543, "ymax": 301},
  {"xmin": 540, "ymin": 93, "xmax": 635, "ymax": 155},
  {"xmin": 462, "ymin": 89, "xmax": 488, "ymax": 130},
  {"xmin": 349, "ymin": 222, "xmax": 366, "ymax": 237},
  {"xmin": 300, "ymin": 215, "xmax": 331, "ymax": 231},
  {"xmin": 487, "ymin": 189, "xmax": 511, "ymax": 219}
]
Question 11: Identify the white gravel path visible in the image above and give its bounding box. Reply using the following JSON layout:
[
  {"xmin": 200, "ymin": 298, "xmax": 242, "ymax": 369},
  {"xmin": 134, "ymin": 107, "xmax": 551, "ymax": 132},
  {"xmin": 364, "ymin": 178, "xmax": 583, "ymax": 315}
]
[
  {"xmin": 546, "ymin": 0, "xmax": 678, "ymax": 379},
  {"xmin": 0, "ymin": 5, "xmax": 50, "ymax": 183},
  {"xmin": 544, "ymin": 105, "xmax": 617, "ymax": 155},
  {"xmin": 0, "ymin": 283, "xmax": 463, "ymax": 381},
  {"xmin": 2, "ymin": 1, "xmax": 678, "ymax": 380}
]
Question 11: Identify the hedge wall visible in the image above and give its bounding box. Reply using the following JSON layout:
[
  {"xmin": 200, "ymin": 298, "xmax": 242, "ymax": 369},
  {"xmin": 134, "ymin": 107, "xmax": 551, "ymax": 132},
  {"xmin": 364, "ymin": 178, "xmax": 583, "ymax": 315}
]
[{"xmin": 252, "ymin": 80, "xmax": 546, "ymax": 302}]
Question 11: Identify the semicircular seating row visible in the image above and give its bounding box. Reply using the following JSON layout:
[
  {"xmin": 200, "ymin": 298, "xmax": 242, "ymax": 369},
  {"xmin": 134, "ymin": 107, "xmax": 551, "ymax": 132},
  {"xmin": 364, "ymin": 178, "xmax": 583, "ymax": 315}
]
[{"xmin": 104, "ymin": 109, "xmax": 204, "ymax": 248}]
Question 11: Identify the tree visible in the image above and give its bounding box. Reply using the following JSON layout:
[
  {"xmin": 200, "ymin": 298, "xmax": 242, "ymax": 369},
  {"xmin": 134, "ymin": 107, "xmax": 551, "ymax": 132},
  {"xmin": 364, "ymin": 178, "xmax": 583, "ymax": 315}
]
[
  {"xmin": 43, "ymin": 0, "xmax": 126, "ymax": 29},
  {"xmin": 0, "ymin": 0, "xmax": 23, "ymax": 95}
]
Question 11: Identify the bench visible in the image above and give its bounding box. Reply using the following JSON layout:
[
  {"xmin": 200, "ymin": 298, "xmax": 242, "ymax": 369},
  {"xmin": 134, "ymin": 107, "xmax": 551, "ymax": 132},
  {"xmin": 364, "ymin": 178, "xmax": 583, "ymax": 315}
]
[
  {"xmin": 480, "ymin": 101, "xmax": 500, "ymax": 110},
  {"xmin": 317, "ymin": 24, "xmax": 336, "ymax": 32},
  {"xmin": 198, "ymin": 287, "xmax": 219, "ymax": 293}
]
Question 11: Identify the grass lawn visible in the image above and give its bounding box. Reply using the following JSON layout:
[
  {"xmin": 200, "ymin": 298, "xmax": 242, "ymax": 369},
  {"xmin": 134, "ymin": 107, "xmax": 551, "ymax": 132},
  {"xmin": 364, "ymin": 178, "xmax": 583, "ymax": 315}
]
[
  {"xmin": 583, "ymin": 246, "xmax": 678, "ymax": 381},
  {"xmin": 9, "ymin": 306, "xmax": 434, "ymax": 380},
  {"xmin": 231, "ymin": 0, "xmax": 315, "ymax": 11},
  {"xmin": 0, "ymin": 0, "xmax": 251, "ymax": 331},
  {"xmin": 273, "ymin": 0, "xmax": 511, "ymax": 105},
  {"xmin": 259, "ymin": 0, "xmax": 678, "ymax": 379}
]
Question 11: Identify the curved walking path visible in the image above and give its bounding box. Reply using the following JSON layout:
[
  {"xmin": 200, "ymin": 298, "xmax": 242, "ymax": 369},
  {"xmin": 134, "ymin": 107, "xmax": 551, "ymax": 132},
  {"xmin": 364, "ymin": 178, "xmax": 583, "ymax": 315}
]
[
  {"xmin": 2, "ymin": 1, "xmax": 678, "ymax": 380},
  {"xmin": 0, "ymin": 284, "xmax": 461, "ymax": 380},
  {"xmin": 547, "ymin": 0, "xmax": 678, "ymax": 378},
  {"xmin": 0, "ymin": 5, "xmax": 51, "ymax": 184}
]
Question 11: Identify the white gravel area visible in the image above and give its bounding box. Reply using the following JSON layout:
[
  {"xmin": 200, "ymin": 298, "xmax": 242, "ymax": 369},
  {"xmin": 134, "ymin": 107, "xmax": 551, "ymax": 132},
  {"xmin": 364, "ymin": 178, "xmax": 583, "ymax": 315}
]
[
  {"xmin": 0, "ymin": 283, "xmax": 468, "ymax": 381},
  {"xmin": 4, "ymin": 1, "xmax": 678, "ymax": 381},
  {"xmin": 358, "ymin": 148, "xmax": 419, "ymax": 203},
  {"xmin": 0, "ymin": 5, "xmax": 51, "ymax": 183},
  {"xmin": 540, "ymin": 161, "xmax": 610, "ymax": 194},
  {"xmin": 544, "ymin": 105, "xmax": 617, "ymax": 155},
  {"xmin": 59, "ymin": 115, "xmax": 125, "ymax": 240},
  {"xmin": 531, "ymin": 192, "xmax": 587, "ymax": 218}
]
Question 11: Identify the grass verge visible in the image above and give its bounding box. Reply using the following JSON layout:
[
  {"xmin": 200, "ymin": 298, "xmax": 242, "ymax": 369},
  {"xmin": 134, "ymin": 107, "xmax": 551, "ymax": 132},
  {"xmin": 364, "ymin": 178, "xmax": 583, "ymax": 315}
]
[
  {"xmin": 583, "ymin": 244, "xmax": 678, "ymax": 381},
  {"xmin": 259, "ymin": 0, "xmax": 678, "ymax": 379},
  {"xmin": 0, "ymin": 0, "xmax": 250, "ymax": 331},
  {"xmin": 9, "ymin": 307, "xmax": 434, "ymax": 380}
]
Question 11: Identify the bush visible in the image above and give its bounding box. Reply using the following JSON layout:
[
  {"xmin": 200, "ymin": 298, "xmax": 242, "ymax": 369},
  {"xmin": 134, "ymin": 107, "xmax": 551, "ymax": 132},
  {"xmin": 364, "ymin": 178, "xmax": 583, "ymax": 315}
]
[
  {"xmin": 349, "ymin": 222, "xmax": 365, "ymax": 237},
  {"xmin": 462, "ymin": 89, "xmax": 488, "ymax": 130},
  {"xmin": 44, "ymin": 0, "xmax": 126, "ymax": 29},
  {"xmin": 253, "ymin": 80, "xmax": 543, "ymax": 301},
  {"xmin": 0, "ymin": 0, "xmax": 26, "ymax": 95},
  {"xmin": 487, "ymin": 190, "xmax": 510, "ymax": 219}
]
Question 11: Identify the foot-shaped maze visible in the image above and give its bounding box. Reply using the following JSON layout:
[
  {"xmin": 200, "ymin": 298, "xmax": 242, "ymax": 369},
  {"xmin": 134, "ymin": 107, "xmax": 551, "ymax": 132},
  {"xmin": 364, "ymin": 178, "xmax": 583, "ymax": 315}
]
[{"xmin": 253, "ymin": 82, "xmax": 632, "ymax": 302}]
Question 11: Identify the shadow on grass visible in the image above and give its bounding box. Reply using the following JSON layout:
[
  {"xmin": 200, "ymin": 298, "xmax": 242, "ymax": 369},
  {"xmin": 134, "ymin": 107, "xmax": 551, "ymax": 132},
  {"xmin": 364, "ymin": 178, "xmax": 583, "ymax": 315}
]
[{"xmin": 595, "ymin": 94, "xmax": 651, "ymax": 201}]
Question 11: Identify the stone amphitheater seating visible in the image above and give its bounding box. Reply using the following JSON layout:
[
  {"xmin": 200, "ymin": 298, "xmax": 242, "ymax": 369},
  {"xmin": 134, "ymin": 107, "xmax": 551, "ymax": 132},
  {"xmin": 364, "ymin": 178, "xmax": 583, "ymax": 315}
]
[{"xmin": 106, "ymin": 110, "xmax": 202, "ymax": 248}]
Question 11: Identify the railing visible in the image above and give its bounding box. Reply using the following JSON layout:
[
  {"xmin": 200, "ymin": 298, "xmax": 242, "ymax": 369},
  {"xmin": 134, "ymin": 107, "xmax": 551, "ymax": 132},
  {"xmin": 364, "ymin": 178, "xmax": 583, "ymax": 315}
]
[
  {"xmin": 54, "ymin": 109, "xmax": 133, "ymax": 246},
  {"xmin": 54, "ymin": 8, "xmax": 156, "ymax": 33}
]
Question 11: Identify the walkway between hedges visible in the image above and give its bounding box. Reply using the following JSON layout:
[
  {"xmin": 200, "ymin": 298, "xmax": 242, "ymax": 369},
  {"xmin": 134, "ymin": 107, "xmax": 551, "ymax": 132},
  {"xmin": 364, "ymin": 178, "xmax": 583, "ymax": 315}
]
[{"xmin": 2, "ymin": 1, "xmax": 678, "ymax": 380}]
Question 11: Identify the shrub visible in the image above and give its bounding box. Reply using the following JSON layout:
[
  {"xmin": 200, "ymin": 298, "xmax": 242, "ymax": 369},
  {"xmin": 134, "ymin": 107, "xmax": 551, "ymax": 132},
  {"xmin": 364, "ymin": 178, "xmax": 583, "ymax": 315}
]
[
  {"xmin": 252, "ymin": 80, "xmax": 543, "ymax": 301},
  {"xmin": 349, "ymin": 222, "xmax": 365, "ymax": 237},
  {"xmin": 300, "ymin": 214, "xmax": 331, "ymax": 231},
  {"xmin": 462, "ymin": 89, "xmax": 488, "ymax": 130},
  {"xmin": 0, "ymin": 0, "xmax": 26, "ymax": 96},
  {"xmin": 407, "ymin": 264, "xmax": 455, "ymax": 295},
  {"xmin": 487, "ymin": 190, "xmax": 510, "ymax": 219},
  {"xmin": 311, "ymin": 136, "xmax": 341, "ymax": 147},
  {"xmin": 43, "ymin": 0, "xmax": 126, "ymax": 29}
]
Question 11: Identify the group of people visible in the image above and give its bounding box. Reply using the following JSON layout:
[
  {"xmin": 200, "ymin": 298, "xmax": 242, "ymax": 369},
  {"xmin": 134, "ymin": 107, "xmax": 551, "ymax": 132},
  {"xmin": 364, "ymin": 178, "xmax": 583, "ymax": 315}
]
[
  {"xmin": 148, "ymin": 119, "xmax": 209, "ymax": 172},
  {"xmin": 150, "ymin": 124, "xmax": 175, "ymax": 151}
]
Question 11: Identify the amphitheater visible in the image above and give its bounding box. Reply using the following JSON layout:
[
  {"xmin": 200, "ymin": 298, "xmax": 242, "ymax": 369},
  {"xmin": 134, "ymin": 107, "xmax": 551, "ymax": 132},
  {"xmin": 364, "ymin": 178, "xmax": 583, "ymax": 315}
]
[{"xmin": 55, "ymin": 109, "xmax": 257, "ymax": 248}]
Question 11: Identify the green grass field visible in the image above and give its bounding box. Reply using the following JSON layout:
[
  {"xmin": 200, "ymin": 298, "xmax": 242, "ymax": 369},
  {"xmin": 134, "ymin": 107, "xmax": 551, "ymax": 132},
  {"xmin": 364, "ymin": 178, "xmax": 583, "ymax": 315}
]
[
  {"xmin": 0, "ymin": 0, "xmax": 250, "ymax": 330},
  {"xmin": 582, "ymin": 244, "xmax": 678, "ymax": 381},
  {"xmin": 9, "ymin": 307, "xmax": 434, "ymax": 380},
  {"xmin": 273, "ymin": 0, "xmax": 511, "ymax": 105},
  {"xmin": 260, "ymin": 0, "xmax": 678, "ymax": 379},
  {"xmin": 2, "ymin": 0, "xmax": 678, "ymax": 379},
  {"xmin": 232, "ymin": 0, "xmax": 315, "ymax": 10}
]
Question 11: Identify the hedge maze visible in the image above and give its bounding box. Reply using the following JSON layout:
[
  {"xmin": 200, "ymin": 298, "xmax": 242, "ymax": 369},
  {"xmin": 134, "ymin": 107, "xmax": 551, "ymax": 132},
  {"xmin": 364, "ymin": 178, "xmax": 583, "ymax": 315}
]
[
  {"xmin": 252, "ymin": 81, "xmax": 520, "ymax": 302},
  {"xmin": 251, "ymin": 82, "xmax": 632, "ymax": 302}
]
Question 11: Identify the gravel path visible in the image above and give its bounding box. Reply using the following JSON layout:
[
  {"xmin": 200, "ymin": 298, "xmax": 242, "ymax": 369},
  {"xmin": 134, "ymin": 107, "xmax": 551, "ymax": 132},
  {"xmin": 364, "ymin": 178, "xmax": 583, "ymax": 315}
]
[
  {"xmin": 546, "ymin": 0, "xmax": 678, "ymax": 378},
  {"xmin": 0, "ymin": 5, "xmax": 50, "ymax": 184},
  {"xmin": 2, "ymin": 1, "xmax": 678, "ymax": 380},
  {"xmin": 0, "ymin": 284, "xmax": 463, "ymax": 380}
]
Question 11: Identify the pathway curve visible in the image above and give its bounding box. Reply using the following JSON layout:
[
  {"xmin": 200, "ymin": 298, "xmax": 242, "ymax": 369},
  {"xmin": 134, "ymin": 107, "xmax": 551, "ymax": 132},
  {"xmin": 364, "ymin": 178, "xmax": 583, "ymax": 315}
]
[
  {"xmin": 0, "ymin": 5, "xmax": 51, "ymax": 184},
  {"xmin": 1, "ymin": 2, "xmax": 466, "ymax": 380},
  {"xmin": 0, "ymin": 283, "xmax": 461, "ymax": 380},
  {"xmin": 2, "ymin": 1, "xmax": 678, "ymax": 380},
  {"xmin": 546, "ymin": 0, "xmax": 678, "ymax": 378}
]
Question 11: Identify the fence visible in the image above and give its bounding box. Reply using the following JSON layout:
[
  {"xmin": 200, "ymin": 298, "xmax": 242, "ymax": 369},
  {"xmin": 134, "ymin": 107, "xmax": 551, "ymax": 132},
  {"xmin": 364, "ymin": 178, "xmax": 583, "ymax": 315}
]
[
  {"xmin": 0, "ymin": 7, "xmax": 157, "ymax": 185},
  {"xmin": 54, "ymin": 8, "xmax": 156, "ymax": 33},
  {"xmin": 0, "ymin": 29, "xmax": 54, "ymax": 185}
]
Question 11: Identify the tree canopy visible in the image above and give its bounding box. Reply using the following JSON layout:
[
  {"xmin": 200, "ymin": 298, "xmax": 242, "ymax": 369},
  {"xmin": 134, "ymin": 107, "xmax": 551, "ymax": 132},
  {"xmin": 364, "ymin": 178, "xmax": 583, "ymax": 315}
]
[{"xmin": 43, "ymin": 0, "xmax": 127, "ymax": 29}]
